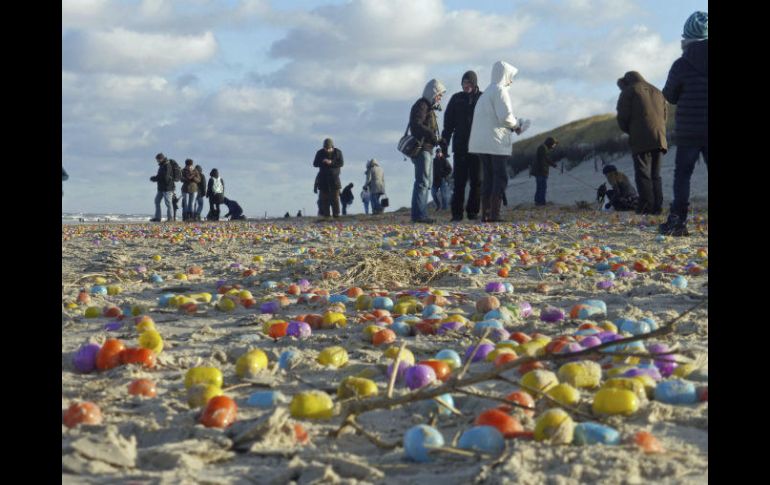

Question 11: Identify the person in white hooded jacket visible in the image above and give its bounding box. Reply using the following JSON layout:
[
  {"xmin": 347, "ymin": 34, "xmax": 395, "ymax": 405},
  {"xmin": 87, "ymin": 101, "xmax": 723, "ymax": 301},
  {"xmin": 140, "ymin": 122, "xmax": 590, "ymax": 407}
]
[
  {"xmin": 468, "ymin": 61, "xmax": 525, "ymax": 222},
  {"xmin": 364, "ymin": 159, "xmax": 386, "ymax": 214}
]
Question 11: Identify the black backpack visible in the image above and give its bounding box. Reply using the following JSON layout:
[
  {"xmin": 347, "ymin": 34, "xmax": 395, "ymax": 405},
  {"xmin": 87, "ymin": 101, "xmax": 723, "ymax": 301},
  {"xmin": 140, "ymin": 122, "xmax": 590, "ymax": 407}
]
[{"xmin": 169, "ymin": 159, "xmax": 182, "ymax": 182}]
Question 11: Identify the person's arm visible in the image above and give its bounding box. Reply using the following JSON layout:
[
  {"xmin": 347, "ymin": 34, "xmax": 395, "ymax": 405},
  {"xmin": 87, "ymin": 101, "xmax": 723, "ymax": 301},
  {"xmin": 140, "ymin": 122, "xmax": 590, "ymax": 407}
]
[
  {"xmin": 441, "ymin": 95, "xmax": 456, "ymax": 150},
  {"xmin": 494, "ymin": 89, "xmax": 519, "ymax": 130},
  {"xmin": 313, "ymin": 150, "xmax": 324, "ymax": 168},
  {"xmin": 330, "ymin": 149, "xmax": 344, "ymax": 168},
  {"xmin": 616, "ymin": 90, "xmax": 631, "ymax": 133},
  {"xmin": 207, "ymin": 178, "xmax": 213, "ymax": 197},
  {"xmin": 662, "ymin": 60, "xmax": 683, "ymax": 105}
]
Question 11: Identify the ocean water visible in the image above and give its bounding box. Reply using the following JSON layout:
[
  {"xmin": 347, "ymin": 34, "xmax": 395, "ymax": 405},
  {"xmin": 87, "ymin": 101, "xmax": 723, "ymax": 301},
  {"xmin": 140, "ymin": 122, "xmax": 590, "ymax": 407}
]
[{"xmin": 62, "ymin": 213, "xmax": 154, "ymax": 224}]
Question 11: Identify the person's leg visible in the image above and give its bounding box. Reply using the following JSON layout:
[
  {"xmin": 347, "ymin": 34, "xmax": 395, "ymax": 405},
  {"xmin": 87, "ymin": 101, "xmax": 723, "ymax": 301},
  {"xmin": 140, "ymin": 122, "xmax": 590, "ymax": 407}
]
[
  {"xmin": 363, "ymin": 199, "xmax": 370, "ymax": 215},
  {"xmin": 451, "ymin": 153, "xmax": 468, "ymax": 220},
  {"xmin": 671, "ymin": 145, "xmax": 700, "ymax": 214},
  {"xmin": 467, "ymin": 154, "xmax": 482, "ymax": 219},
  {"xmin": 371, "ymin": 194, "xmax": 381, "ymax": 214},
  {"xmin": 411, "ymin": 151, "xmax": 432, "ymax": 221},
  {"xmin": 633, "ymin": 151, "xmax": 654, "ymax": 213},
  {"xmin": 479, "ymin": 154, "xmax": 493, "ymax": 221},
  {"xmin": 431, "ymin": 185, "xmax": 440, "ymax": 211},
  {"xmin": 195, "ymin": 195, "xmax": 203, "ymax": 219},
  {"xmin": 331, "ymin": 190, "xmax": 341, "ymax": 217},
  {"xmin": 163, "ymin": 192, "xmax": 173, "ymax": 221},
  {"xmin": 489, "ymin": 155, "xmax": 508, "ymax": 221},
  {"xmin": 651, "ymin": 150, "xmax": 663, "ymax": 214},
  {"xmin": 154, "ymin": 191, "xmax": 162, "ymax": 220},
  {"xmin": 319, "ymin": 191, "xmax": 330, "ymax": 217},
  {"xmin": 342, "ymin": 203, "xmax": 347, "ymax": 215},
  {"xmin": 441, "ymin": 180, "xmax": 451, "ymax": 210},
  {"xmin": 534, "ymin": 176, "xmax": 546, "ymax": 205}
]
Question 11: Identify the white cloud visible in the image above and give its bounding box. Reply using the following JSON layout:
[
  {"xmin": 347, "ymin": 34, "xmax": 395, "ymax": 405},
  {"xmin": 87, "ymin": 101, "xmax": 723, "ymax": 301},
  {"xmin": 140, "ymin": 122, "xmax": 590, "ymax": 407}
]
[{"xmin": 63, "ymin": 28, "xmax": 218, "ymax": 74}]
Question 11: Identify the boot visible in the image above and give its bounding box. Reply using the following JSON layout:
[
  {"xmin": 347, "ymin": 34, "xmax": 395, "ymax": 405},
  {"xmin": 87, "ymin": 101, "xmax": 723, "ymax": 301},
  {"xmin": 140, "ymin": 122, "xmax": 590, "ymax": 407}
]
[
  {"xmin": 480, "ymin": 196, "xmax": 490, "ymax": 222},
  {"xmin": 659, "ymin": 205, "xmax": 689, "ymax": 237},
  {"xmin": 487, "ymin": 194, "xmax": 503, "ymax": 222}
]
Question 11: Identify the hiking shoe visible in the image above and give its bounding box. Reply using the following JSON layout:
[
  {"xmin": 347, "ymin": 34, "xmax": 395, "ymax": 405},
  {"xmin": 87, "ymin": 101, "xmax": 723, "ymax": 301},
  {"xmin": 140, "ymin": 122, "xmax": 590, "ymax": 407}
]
[
  {"xmin": 466, "ymin": 214, "xmax": 478, "ymax": 220},
  {"xmin": 413, "ymin": 218, "xmax": 436, "ymax": 224},
  {"xmin": 149, "ymin": 218, "xmax": 161, "ymax": 222},
  {"xmin": 451, "ymin": 217, "xmax": 463, "ymax": 222}
]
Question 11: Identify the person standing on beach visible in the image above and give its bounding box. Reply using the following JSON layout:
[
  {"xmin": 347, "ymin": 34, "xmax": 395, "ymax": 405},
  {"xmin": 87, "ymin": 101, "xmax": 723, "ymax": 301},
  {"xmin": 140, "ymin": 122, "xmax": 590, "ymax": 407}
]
[
  {"xmin": 409, "ymin": 79, "xmax": 447, "ymax": 223},
  {"xmin": 62, "ymin": 166, "xmax": 69, "ymax": 197},
  {"xmin": 149, "ymin": 153, "xmax": 174, "ymax": 222},
  {"xmin": 207, "ymin": 168, "xmax": 225, "ymax": 221},
  {"xmin": 313, "ymin": 138, "xmax": 344, "ymax": 218},
  {"xmin": 468, "ymin": 61, "xmax": 525, "ymax": 222},
  {"xmin": 181, "ymin": 159, "xmax": 201, "ymax": 221},
  {"xmin": 340, "ymin": 183, "xmax": 355, "ymax": 215},
  {"xmin": 364, "ymin": 159, "xmax": 386, "ymax": 214},
  {"xmin": 660, "ymin": 11, "xmax": 708, "ymax": 237},
  {"xmin": 616, "ymin": 71, "xmax": 668, "ymax": 216},
  {"xmin": 530, "ymin": 137, "xmax": 559, "ymax": 206},
  {"xmin": 195, "ymin": 165, "xmax": 206, "ymax": 222},
  {"xmin": 361, "ymin": 186, "xmax": 371, "ymax": 215},
  {"xmin": 432, "ymin": 147, "xmax": 452, "ymax": 211},
  {"xmin": 442, "ymin": 71, "xmax": 483, "ymax": 221}
]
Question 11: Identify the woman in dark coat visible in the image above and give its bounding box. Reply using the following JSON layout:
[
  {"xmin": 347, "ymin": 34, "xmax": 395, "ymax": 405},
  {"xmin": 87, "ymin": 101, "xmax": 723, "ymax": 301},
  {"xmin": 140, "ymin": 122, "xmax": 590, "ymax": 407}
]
[{"xmin": 313, "ymin": 138, "xmax": 344, "ymax": 218}]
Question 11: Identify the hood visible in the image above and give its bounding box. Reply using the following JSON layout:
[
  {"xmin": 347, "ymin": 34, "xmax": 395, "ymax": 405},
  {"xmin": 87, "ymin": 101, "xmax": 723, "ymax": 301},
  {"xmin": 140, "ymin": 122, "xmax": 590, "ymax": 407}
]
[
  {"xmin": 422, "ymin": 79, "xmax": 447, "ymax": 103},
  {"xmin": 618, "ymin": 71, "xmax": 646, "ymax": 88},
  {"xmin": 490, "ymin": 61, "xmax": 518, "ymax": 87},
  {"xmin": 462, "ymin": 70, "xmax": 478, "ymax": 88},
  {"xmin": 367, "ymin": 159, "xmax": 379, "ymax": 169},
  {"xmin": 683, "ymin": 39, "xmax": 708, "ymax": 75}
]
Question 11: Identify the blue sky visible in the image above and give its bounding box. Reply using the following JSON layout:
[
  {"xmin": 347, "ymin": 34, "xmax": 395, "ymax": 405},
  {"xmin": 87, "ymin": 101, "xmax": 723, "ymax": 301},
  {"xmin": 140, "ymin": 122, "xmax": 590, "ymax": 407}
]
[{"xmin": 62, "ymin": 0, "xmax": 707, "ymax": 217}]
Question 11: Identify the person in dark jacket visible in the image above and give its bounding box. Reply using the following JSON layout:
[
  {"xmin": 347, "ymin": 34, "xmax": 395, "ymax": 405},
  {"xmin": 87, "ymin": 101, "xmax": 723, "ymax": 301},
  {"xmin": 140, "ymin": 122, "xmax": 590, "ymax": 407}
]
[
  {"xmin": 194, "ymin": 165, "xmax": 206, "ymax": 221},
  {"xmin": 172, "ymin": 193, "xmax": 179, "ymax": 221},
  {"xmin": 442, "ymin": 71, "xmax": 483, "ymax": 221},
  {"xmin": 181, "ymin": 159, "xmax": 201, "ymax": 221},
  {"xmin": 660, "ymin": 11, "xmax": 708, "ymax": 237},
  {"xmin": 409, "ymin": 79, "xmax": 447, "ymax": 223},
  {"xmin": 62, "ymin": 166, "xmax": 69, "ymax": 197},
  {"xmin": 313, "ymin": 138, "xmax": 345, "ymax": 218},
  {"xmin": 207, "ymin": 168, "xmax": 225, "ymax": 221},
  {"xmin": 222, "ymin": 197, "xmax": 245, "ymax": 220},
  {"xmin": 530, "ymin": 137, "xmax": 559, "ymax": 206},
  {"xmin": 616, "ymin": 71, "xmax": 668, "ymax": 215},
  {"xmin": 149, "ymin": 153, "xmax": 174, "ymax": 222},
  {"xmin": 431, "ymin": 148, "xmax": 452, "ymax": 211},
  {"xmin": 340, "ymin": 183, "xmax": 354, "ymax": 215},
  {"xmin": 602, "ymin": 165, "xmax": 638, "ymax": 211}
]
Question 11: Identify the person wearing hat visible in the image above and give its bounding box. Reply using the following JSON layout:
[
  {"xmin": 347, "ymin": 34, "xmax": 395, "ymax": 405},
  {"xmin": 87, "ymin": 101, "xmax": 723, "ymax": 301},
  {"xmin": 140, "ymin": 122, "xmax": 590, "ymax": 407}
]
[
  {"xmin": 408, "ymin": 79, "xmax": 447, "ymax": 223},
  {"xmin": 364, "ymin": 159, "xmax": 386, "ymax": 214},
  {"xmin": 602, "ymin": 164, "xmax": 638, "ymax": 211},
  {"xmin": 442, "ymin": 70, "xmax": 484, "ymax": 221},
  {"xmin": 468, "ymin": 61, "xmax": 526, "ymax": 222},
  {"xmin": 616, "ymin": 70, "xmax": 668, "ymax": 215},
  {"xmin": 660, "ymin": 11, "xmax": 708, "ymax": 237},
  {"xmin": 149, "ymin": 152, "xmax": 174, "ymax": 222},
  {"xmin": 530, "ymin": 137, "xmax": 559, "ymax": 206},
  {"xmin": 312, "ymin": 138, "xmax": 345, "ymax": 218}
]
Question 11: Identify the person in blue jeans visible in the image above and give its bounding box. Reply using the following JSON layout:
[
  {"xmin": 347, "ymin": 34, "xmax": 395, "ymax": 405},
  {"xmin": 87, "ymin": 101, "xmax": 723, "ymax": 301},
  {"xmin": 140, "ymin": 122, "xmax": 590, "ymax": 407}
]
[
  {"xmin": 659, "ymin": 11, "xmax": 708, "ymax": 237},
  {"xmin": 530, "ymin": 137, "xmax": 558, "ymax": 205},
  {"xmin": 361, "ymin": 187, "xmax": 370, "ymax": 215},
  {"xmin": 409, "ymin": 79, "xmax": 447, "ymax": 223},
  {"xmin": 149, "ymin": 153, "xmax": 174, "ymax": 222},
  {"xmin": 432, "ymin": 148, "xmax": 452, "ymax": 211}
]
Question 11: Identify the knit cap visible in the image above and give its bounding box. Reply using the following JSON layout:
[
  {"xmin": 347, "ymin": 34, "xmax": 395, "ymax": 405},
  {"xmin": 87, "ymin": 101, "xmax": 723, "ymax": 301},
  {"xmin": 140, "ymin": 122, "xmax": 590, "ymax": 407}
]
[{"xmin": 683, "ymin": 11, "xmax": 708, "ymax": 40}]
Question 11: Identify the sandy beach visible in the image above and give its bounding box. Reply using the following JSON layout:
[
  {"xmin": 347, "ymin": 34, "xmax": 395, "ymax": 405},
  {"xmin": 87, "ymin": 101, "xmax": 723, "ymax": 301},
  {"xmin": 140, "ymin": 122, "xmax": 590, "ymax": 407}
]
[{"xmin": 62, "ymin": 207, "xmax": 708, "ymax": 484}]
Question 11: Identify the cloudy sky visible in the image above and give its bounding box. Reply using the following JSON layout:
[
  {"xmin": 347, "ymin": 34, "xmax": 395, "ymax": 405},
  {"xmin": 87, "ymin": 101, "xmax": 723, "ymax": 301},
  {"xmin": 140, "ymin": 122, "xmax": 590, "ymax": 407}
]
[{"xmin": 62, "ymin": 0, "xmax": 707, "ymax": 217}]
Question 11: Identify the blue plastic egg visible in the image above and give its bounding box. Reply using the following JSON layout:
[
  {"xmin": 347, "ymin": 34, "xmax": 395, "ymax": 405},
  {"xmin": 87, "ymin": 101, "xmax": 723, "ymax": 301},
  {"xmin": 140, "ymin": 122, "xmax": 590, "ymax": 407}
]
[
  {"xmin": 404, "ymin": 425, "xmax": 445, "ymax": 462},
  {"xmin": 392, "ymin": 320, "xmax": 412, "ymax": 337},
  {"xmin": 150, "ymin": 274, "xmax": 163, "ymax": 283},
  {"xmin": 672, "ymin": 276, "xmax": 688, "ymax": 289},
  {"xmin": 247, "ymin": 390, "xmax": 286, "ymax": 408},
  {"xmin": 574, "ymin": 422, "xmax": 620, "ymax": 445},
  {"xmin": 457, "ymin": 426, "xmax": 505, "ymax": 455},
  {"xmin": 90, "ymin": 285, "xmax": 107, "ymax": 295},
  {"xmin": 654, "ymin": 379, "xmax": 697, "ymax": 404},
  {"xmin": 435, "ymin": 349, "xmax": 462, "ymax": 369},
  {"xmin": 373, "ymin": 297, "xmax": 394, "ymax": 311}
]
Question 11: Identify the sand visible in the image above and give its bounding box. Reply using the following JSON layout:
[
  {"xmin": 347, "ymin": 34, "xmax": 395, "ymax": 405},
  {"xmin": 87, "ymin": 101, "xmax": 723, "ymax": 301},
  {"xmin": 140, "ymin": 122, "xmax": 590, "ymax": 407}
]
[{"xmin": 62, "ymin": 206, "xmax": 708, "ymax": 484}]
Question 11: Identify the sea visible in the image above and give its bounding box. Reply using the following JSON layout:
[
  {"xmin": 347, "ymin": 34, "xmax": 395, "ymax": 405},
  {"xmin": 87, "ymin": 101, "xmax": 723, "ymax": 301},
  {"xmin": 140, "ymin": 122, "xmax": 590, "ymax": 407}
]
[{"xmin": 62, "ymin": 213, "xmax": 154, "ymax": 224}]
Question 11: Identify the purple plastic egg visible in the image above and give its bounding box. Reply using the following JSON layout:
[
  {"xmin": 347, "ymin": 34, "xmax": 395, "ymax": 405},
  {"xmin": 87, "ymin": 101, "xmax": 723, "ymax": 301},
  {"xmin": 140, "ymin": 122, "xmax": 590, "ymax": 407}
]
[
  {"xmin": 540, "ymin": 306, "xmax": 565, "ymax": 323},
  {"xmin": 103, "ymin": 321, "xmax": 123, "ymax": 332},
  {"xmin": 580, "ymin": 336, "xmax": 602, "ymax": 348},
  {"xmin": 298, "ymin": 279, "xmax": 311, "ymax": 291},
  {"xmin": 488, "ymin": 328, "xmax": 511, "ymax": 342},
  {"xmin": 623, "ymin": 367, "xmax": 662, "ymax": 381},
  {"xmin": 561, "ymin": 342, "xmax": 583, "ymax": 354},
  {"xmin": 596, "ymin": 280, "xmax": 613, "ymax": 290},
  {"xmin": 464, "ymin": 343, "xmax": 495, "ymax": 363},
  {"xmin": 437, "ymin": 321, "xmax": 465, "ymax": 335},
  {"xmin": 485, "ymin": 282, "xmax": 506, "ymax": 294},
  {"xmin": 287, "ymin": 321, "xmax": 312, "ymax": 339},
  {"xmin": 260, "ymin": 301, "xmax": 281, "ymax": 314},
  {"xmin": 519, "ymin": 302, "xmax": 532, "ymax": 317},
  {"xmin": 617, "ymin": 271, "xmax": 634, "ymax": 279},
  {"xmin": 405, "ymin": 365, "xmax": 437, "ymax": 390},
  {"xmin": 387, "ymin": 361, "xmax": 413, "ymax": 382},
  {"xmin": 72, "ymin": 343, "xmax": 101, "ymax": 373}
]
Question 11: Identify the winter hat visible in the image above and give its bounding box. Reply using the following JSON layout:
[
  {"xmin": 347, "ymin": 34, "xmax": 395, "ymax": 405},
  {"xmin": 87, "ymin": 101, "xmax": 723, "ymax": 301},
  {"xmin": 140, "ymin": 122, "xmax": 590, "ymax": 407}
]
[
  {"xmin": 683, "ymin": 11, "xmax": 708, "ymax": 40},
  {"xmin": 545, "ymin": 137, "xmax": 558, "ymax": 148},
  {"xmin": 462, "ymin": 71, "xmax": 478, "ymax": 87},
  {"xmin": 323, "ymin": 138, "xmax": 334, "ymax": 149},
  {"xmin": 185, "ymin": 158, "xmax": 194, "ymax": 166},
  {"xmin": 602, "ymin": 165, "xmax": 617, "ymax": 175}
]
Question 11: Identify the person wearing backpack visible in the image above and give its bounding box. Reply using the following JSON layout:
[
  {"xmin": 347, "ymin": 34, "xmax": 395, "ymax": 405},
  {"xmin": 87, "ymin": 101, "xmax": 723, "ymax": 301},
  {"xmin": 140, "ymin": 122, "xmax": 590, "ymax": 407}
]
[
  {"xmin": 149, "ymin": 153, "xmax": 174, "ymax": 222},
  {"xmin": 195, "ymin": 165, "xmax": 206, "ymax": 221},
  {"xmin": 207, "ymin": 168, "xmax": 225, "ymax": 221},
  {"xmin": 180, "ymin": 159, "xmax": 201, "ymax": 221},
  {"xmin": 340, "ymin": 183, "xmax": 355, "ymax": 215}
]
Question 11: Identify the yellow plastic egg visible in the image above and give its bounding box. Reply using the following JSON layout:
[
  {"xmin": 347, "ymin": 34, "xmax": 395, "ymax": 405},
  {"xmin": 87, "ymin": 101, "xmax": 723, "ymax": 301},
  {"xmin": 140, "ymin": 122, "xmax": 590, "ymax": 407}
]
[
  {"xmin": 236, "ymin": 349, "xmax": 269, "ymax": 378},
  {"xmin": 94, "ymin": 276, "xmax": 107, "ymax": 284},
  {"xmin": 602, "ymin": 377, "xmax": 647, "ymax": 402},
  {"xmin": 107, "ymin": 285, "xmax": 122, "ymax": 296},
  {"xmin": 592, "ymin": 388, "xmax": 639, "ymax": 416},
  {"xmin": 84, "ymin": 307, "xmax": 101, "ymax": 318},
  {"xmin": 186, "ymin": 384, "xmax": 223, "ymax": 408},
  {"xmin": 189, "ymin": 293, "xmax": 212, "ymax": 303},
  {"xmin": 534, "ymin": 408, "xmax": 574, "ymax": 444},
  {"xmin": 175, "ymin": 273, "xmax": 188, "ymax": 281},
  {"xmin": 152, "ymin": 255, "xmax": 162, "ymax": 261},
  {"xmin": 521, "ymin": 370, "xmax": 559, "ymax": 396},
  {"xmin": 383, "ymin": 346, "xmax": 415, "ymax": 365},
  {"xmin": 557, "ymin": 361, "xmax": 602, "ymax": 389},
  {"xmin": 290, "ymin": 391, "xmax": 335, "ymax": 419},
  {"xmin": 317, "ymin": 346, "xmax": 349, "ymax": 368},
  {"xmin": 217, "ymin": 298, "xmax": 236, "ymax": 312},
  {"xmin": 322, "ymin": 311, "xmax": 347, "ymax": 328},
  {"xmin": 184, "ymin": 367, "xmax": 224, "ymax": 389},
  {"xmin": 337, "ymin": 377, "xmax": 379, "ymax": 399},
  {"xmin": 362, "ymin": 325, "xmax": 382, "ymax": 339},
  {"xmin": 546, "ymin": 383, "xmax": 581, "ymax": 406},
  {"xmin": 138, "ymin": 329, "xmax": 164, "ymax": 354},
  {"xmin": 673, "ymin": 363, "xmax": 697, "ymax": 378},
  {"xmin": 135, "ymin": 317, "xmax": 156, "ymax": 332},
  {"xmin": 355, "ymin": 295, "xmax": 373, "ymax": 311}
]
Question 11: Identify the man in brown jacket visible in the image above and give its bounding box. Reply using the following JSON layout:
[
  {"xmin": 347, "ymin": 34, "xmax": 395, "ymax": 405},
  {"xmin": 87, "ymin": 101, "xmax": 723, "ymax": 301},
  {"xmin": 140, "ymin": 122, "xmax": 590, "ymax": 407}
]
[{"xmin": 616, "ymin": 71, "xmax": 668, "ymax": 215}]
